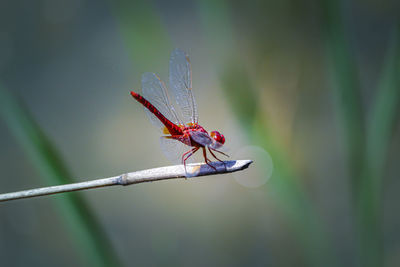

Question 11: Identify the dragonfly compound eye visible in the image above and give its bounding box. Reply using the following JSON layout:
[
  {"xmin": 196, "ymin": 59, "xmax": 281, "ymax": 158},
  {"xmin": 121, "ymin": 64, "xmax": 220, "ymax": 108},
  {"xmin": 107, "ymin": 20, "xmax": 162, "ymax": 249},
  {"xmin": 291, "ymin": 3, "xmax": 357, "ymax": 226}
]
[{"xmin": 210, "ymin": 131, "xmax": 225, "ymax": 144}]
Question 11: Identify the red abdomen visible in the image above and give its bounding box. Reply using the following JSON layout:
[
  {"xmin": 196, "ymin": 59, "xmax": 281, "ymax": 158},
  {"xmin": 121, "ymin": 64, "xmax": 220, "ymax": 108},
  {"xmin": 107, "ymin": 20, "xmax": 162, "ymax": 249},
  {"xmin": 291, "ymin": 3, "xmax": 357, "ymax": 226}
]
[{"xmin": 130, "ymin": 91, "xmax": 182, "ymax": 135}]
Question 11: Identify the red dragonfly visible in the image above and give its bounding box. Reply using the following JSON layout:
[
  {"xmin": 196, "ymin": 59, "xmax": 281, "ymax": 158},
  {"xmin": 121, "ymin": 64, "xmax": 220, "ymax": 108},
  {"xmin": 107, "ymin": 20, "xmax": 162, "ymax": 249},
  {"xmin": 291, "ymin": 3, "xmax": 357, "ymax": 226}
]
[{"xmin": 130, "ymin": 49, "xmax": 228, "ymax": 176}]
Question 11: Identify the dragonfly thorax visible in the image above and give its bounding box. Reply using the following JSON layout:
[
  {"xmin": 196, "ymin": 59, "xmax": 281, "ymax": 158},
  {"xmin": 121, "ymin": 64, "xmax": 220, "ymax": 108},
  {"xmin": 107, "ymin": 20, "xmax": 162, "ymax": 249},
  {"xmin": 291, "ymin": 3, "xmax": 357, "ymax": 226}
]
[{"xmin": 182, "ymin": 124, "xmax": 207, "ymax": 135}]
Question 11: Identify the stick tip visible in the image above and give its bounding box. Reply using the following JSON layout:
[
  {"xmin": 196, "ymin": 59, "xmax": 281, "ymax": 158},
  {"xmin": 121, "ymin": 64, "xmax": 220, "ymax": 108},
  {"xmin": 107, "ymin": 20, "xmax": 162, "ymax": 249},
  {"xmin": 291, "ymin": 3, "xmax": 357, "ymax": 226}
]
[
  {"xmin": 228, "ymin": 159, "xmax": 253, "ymax": 171},
  {"xmin": 187, "ymin": 159, "xmax": 253, "ymax": 177}
]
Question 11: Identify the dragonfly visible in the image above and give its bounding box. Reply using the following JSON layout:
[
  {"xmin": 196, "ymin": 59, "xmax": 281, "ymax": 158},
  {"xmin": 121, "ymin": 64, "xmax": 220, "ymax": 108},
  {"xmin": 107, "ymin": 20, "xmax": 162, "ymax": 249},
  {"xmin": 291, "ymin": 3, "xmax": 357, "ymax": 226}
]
[{"xmin": 130, "ymin": 49, "xmax": 228, "ymax": 176}]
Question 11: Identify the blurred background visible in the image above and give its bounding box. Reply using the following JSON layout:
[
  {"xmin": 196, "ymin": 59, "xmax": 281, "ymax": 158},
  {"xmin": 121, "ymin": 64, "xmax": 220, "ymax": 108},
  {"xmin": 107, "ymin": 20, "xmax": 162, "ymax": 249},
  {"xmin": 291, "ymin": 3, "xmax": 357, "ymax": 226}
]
[{"xmin": 0, "ymin": 0, "xmax": 399, "ymax": 266}]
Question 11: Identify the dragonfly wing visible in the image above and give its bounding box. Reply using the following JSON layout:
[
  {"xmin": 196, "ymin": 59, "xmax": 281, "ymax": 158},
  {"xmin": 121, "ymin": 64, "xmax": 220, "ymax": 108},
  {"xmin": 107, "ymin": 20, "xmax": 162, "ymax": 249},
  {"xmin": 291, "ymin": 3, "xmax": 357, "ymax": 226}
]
[
  {"xmin": 159, "ymin": 136, "xmax": 194, "ymax": 164},
  {"xmin": 142, "ymin": 72, "xmax": 182, "ymax": 132},
  {"xmin": 160, "ymin": 136, "xmax": 200, "ymax": 177},
  {"xmin": 169, "ymin": 49, "xmax": 198, "ymax": 125}
]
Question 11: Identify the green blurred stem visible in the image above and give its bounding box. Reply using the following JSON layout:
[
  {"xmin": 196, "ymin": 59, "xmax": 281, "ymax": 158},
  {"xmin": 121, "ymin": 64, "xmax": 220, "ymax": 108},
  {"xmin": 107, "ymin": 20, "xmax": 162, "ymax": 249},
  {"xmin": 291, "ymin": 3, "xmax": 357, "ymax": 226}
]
[
  {"xmin": 203, "ymin": 0, "xmax": 335, "ymax": 263},
  {"xmin": 110, "ymin": 0, "xmax": 171, "ymax": 73},
  {"xmin": 254, "ymin": 118, "xmax": 334, "ymax": 267},
  {"xmin": 220, "ymin": 64, "xmax": 335, "ymax": 267},
  {"xmin": 0, "ymin": 86, "xmax": 121, "ymax": 267},
  {"xmin": 366, "ymin": 23, "xmax": 400, "ymax": 265},
  {"xmin": 367, "ymin": 24, "xmax": 400, "ymax": 197},
  {"xmin": 321, "ymin": 1, "xmax": 383, "ymax": 266}
]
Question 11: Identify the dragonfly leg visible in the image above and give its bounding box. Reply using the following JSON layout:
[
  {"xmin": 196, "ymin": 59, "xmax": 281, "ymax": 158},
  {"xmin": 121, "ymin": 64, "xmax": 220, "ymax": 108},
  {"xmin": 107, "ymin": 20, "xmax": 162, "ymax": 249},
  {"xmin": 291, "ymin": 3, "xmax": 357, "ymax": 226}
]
[
  {"xmin": 208, "ymin": 147, "xmax": 227, "ymax": 170},
  {"xmin": 181, "ymin": 147, "xmax": 195, "ymax": 161},
  {"xmin": 210, "ymin": 148, "xmax": 229, "ymax": 158},
  {"xmin": 202, "ymin": 147, "xmax": 217, "ymax": 171},
  {"xmin": 182, "ymin": 147, "xmax": 199, "ymax": 175}
]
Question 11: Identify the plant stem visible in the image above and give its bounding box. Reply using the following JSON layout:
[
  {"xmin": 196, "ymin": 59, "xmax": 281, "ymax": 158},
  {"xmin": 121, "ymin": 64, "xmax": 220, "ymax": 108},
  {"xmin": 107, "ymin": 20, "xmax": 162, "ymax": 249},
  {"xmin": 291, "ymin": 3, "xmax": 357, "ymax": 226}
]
[
  {"xmin": 321, "ymin": 1, "xmax": 383, "ymax": 266},
  {"xmin": 0, "ymin": 160, "xmax": 252, "ymax": 202}
]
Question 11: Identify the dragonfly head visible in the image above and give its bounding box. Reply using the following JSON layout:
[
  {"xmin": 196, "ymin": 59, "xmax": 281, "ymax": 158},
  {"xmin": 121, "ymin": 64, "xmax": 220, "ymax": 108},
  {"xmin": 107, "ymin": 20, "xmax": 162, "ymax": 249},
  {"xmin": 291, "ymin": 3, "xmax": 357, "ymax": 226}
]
[{"xmin": 210, "ymin": 131, "xmax": 225, "ymax": 145}]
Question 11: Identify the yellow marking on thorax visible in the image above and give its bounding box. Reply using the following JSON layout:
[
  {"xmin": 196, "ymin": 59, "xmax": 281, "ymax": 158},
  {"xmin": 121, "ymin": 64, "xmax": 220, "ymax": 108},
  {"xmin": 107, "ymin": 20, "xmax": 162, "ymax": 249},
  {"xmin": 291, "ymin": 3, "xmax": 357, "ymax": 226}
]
[{"xmin": 162, "ymin": 126, "xmax": 170, "ymax": 135}]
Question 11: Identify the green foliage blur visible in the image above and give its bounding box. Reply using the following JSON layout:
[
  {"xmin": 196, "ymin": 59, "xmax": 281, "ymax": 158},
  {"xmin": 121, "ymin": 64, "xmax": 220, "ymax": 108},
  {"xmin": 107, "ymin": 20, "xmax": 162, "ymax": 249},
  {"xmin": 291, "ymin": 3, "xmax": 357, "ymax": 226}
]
[{"xmin": 0, "ymin": 0, "xmax": 399, "ymax": 266}]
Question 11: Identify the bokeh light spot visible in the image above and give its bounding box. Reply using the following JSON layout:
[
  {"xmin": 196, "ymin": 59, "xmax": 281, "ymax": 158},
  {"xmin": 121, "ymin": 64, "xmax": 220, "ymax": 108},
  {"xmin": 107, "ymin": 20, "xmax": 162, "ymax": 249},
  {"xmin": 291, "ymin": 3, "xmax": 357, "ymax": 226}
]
[{"xmin": 232, "ymin": 146, "xmax": 273, "ymax": 188}]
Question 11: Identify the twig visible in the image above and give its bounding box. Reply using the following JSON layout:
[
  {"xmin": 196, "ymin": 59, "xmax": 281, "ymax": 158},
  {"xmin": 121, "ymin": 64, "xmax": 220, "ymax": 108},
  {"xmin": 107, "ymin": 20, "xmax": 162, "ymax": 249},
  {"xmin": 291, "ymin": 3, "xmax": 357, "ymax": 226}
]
[{"xmin": 0, "ymin": 160, "xmax": 252, "ymax": 202}]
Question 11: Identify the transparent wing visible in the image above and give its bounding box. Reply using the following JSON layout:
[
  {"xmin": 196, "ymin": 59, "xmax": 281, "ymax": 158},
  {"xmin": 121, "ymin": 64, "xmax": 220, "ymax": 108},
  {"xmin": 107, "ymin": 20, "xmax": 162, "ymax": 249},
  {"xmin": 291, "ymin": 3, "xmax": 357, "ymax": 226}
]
[
  {"xmin": 159, "ymin": 136, "xmax": 201, "ymax": 177},
  {"xmin": 142, "ymin": 72, "xmax": 182, "ymax": 132},
  {"xmin": 169, "ymin": 49, "xmax": 198, "ymax": 125},
  {"xmin": 159, "ymin": 136, "xmax": 192, "ymax": 165}
]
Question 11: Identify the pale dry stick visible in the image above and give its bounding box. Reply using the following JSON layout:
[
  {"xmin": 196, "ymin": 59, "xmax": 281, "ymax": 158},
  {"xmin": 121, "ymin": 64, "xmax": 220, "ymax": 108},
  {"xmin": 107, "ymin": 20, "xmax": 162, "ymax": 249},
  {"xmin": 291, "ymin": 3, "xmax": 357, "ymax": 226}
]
[{"xmin": 0, "ymin": 160, "xmax": 252, "ymax": 202}]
